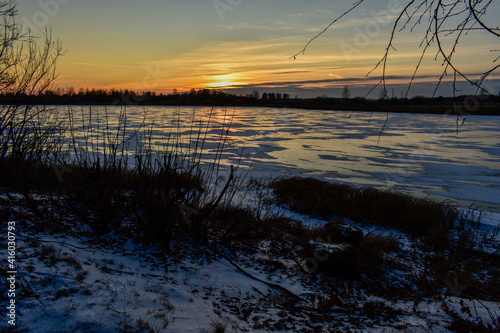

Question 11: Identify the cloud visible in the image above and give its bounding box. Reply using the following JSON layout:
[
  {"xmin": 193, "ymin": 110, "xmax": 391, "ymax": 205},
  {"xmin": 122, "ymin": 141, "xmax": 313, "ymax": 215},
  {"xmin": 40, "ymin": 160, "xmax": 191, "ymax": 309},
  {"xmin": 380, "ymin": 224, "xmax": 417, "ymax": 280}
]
[
  {"xmin": 228, "ymin": 72, "xmax": 496, "ymax": 90},
  {"xmin": 71, "ymin": 62, "xmax": 140, "ymax": 69}
]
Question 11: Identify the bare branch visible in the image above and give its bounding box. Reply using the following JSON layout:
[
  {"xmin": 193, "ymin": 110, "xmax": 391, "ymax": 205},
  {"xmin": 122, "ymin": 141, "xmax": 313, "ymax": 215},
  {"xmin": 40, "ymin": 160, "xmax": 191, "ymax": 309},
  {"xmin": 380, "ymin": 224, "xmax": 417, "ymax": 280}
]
[
  {"xmin": 292, "ymin": 0, "xmax": 500, "ymax": 97},
  {"xmin": 469, "ymin": 0, "xmax": 499, "ymax": 37},
  {"xmin": 1, "ymin": 1, "xmax": 65, "ymax": 161},
  {"xmin": 290, "ymin": 0, "xmax": 365, "ymax": 59}
]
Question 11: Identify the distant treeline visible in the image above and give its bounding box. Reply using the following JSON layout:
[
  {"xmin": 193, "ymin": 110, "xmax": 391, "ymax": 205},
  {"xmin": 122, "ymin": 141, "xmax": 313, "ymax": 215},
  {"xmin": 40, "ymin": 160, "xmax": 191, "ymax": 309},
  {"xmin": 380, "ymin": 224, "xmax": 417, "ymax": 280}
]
[{"xmin": 2, "ymin": 88, "xmax": 500, "ymax": 115}]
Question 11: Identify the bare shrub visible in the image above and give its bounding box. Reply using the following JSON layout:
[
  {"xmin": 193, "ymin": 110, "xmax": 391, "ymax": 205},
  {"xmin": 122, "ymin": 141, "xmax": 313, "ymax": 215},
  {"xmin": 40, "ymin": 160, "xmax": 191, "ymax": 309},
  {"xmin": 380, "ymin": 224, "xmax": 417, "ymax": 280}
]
[{"xmin": 1, "ymin": 1, "xmax": 65, "ymax": 163}]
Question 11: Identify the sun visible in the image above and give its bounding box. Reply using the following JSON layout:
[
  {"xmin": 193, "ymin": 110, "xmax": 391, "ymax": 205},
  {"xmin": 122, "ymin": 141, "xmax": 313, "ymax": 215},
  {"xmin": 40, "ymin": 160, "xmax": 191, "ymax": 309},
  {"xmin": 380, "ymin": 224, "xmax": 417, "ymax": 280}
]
[{"xmin": 205, "ymin": 74, "xmax": 245, "ymax": 89}]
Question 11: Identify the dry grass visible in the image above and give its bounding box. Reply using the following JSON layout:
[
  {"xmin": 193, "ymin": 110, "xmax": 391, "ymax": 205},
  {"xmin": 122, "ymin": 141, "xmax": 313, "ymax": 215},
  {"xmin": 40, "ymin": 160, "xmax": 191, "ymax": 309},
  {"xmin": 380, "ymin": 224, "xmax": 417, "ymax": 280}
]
[
  {"xmin": 210, "ymin": 319, "xmax": 228, "ymax": 333},
  {"xmin": 0, "ymin": 106, "xmax": 240, "ymax": 249},
  {"xmin": 357, "ymin": 232, "xmax": 400, "ymax": 277},
  {"xmin": 272, "ymin": 177, "xmax": 458, "ymax": 246}
]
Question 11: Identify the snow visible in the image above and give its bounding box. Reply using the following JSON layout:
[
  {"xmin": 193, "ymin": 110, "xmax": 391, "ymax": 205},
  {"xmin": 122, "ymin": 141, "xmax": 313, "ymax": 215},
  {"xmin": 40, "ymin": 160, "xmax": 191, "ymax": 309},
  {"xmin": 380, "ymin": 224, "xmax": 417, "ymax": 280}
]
[
  {"xmin": 2, "ymin": 184, "xmax": 499, "ymax": 332},
  {"xmin": 5, "ymin": 228, "xmax": 262, "ymax": 332}
]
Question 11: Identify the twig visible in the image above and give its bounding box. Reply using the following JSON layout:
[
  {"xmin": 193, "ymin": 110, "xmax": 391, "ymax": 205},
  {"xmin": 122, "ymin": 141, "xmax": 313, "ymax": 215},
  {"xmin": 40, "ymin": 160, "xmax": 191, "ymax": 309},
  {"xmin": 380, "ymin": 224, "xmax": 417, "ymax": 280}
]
[
  {"xmin": 290, "ymin": 0, "xmax": 365, "ymax": 59},
  {"xmin": 207, "ymin": 242, "xmax": 308, "ymax": 304}
]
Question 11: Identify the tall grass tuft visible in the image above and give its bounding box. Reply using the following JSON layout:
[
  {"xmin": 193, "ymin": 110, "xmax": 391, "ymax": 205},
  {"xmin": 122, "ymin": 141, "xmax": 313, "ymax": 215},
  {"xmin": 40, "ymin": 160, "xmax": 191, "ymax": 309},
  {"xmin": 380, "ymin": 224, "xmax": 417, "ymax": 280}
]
[
  {"xmin": 272, "ymin": 177, "xmax": 459, "ymax": 245},
  {"xmin": 0, "ymin": 105, "xmax": 66, "ymax": 163},
  {"xmin": 0, "ymin": 105, "xmax": 242, "ymax": 248}
]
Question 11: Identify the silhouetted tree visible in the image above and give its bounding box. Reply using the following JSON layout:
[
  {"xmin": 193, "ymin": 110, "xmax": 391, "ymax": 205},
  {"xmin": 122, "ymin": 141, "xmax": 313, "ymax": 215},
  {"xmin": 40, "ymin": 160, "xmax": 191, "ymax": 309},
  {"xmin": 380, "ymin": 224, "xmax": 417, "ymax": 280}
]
[
  {"xmin": 293, "ymin": 0, "xmax": 499, "ymax": 97},
  {"xmin": 342, "ymin": 85, "xmax": 351, "ymax": 99},
  {"xmin": 189, "ymin": 88, "xmax": 196, "ymax": 98},
  {"xmin": 66, "ymin": 87, "xmax": 75, "ymax": 96}
]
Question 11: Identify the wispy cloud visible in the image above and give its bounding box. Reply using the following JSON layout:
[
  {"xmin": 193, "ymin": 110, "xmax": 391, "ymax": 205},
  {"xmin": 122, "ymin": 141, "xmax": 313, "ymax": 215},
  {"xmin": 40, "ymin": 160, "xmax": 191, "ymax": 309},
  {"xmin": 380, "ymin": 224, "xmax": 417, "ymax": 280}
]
[{"xmin": 71, "ymin": 62, "xmax": 141, "ymax": 69}]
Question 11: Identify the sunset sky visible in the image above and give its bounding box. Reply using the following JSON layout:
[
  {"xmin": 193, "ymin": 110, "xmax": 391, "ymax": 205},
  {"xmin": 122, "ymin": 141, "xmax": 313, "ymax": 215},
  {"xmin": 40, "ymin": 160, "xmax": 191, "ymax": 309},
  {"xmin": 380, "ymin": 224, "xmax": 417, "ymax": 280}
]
[{"xmin": 17, "ymin": 0, "xmax": 500, "ymax": 98}]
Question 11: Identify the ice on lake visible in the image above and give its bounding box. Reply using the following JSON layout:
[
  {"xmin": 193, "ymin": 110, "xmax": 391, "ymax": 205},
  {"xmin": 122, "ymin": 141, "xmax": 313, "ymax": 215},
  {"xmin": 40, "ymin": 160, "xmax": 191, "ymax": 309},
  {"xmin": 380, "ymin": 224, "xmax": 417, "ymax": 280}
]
[{"xmin": 65, "ymin": 105, "xmax": 500, "ymax": 215}]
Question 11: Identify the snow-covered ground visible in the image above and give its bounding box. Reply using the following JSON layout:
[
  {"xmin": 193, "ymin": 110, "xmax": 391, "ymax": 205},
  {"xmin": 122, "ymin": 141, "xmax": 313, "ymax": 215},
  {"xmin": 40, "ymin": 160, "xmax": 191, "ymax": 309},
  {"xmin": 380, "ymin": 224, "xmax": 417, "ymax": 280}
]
[{"xmin": 1, "ymin": 182, "xmax": 499, "ymax": 332}]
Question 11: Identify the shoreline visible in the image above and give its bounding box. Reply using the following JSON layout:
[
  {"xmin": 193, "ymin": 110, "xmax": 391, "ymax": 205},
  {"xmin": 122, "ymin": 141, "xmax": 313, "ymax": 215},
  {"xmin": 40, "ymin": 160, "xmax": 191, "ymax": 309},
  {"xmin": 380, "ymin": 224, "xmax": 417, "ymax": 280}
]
[{"xmin": 3, "ymin": 95, "xmax": 500, "ymax": 116}]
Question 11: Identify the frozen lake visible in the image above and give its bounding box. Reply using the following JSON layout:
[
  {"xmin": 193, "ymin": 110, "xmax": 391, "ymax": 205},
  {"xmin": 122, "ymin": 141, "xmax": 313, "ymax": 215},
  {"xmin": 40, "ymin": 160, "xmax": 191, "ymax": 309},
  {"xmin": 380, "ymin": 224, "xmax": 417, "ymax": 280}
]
[{"xmin": 67, "ymin": 105, "xmax": 500, "ymax": 214}]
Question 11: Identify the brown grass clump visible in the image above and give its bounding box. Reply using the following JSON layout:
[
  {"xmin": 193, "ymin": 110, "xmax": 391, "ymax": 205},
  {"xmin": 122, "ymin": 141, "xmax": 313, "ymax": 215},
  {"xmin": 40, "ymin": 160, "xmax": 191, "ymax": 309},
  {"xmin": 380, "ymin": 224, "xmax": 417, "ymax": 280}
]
[
  {"xmin": 208, "ymin": 206, "xmax": 305, "ymax": 247},
  {"xmin": 357, "ymin": 232, "xmax": 400, "ymax": 276},
  {"xmin": 272, "ymin": 177, "xmax": 458, "ymax": 245},
  {"xmin": 272, "ymin": 177, "xmax": 354, "ymax": 219},
  {"xmin": 206, "ymin": 206, "xmax": 259, "ymax": 241},
  {"xmin": 298, "ymin": 223, "xmax": 400, "ymax": 280}
]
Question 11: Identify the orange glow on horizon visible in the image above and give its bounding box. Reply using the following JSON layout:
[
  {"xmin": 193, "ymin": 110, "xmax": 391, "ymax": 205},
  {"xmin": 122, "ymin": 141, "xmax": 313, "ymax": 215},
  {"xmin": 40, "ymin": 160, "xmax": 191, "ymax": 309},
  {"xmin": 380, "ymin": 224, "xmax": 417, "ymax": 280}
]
[{"xmin": 204, "ymin": 74, "xmax": 246, "ymax": 89}]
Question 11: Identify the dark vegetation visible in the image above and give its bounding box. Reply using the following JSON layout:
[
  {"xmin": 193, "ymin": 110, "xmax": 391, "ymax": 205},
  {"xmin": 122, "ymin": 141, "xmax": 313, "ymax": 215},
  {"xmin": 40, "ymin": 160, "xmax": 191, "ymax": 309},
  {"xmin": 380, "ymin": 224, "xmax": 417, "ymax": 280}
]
[
  {"xmin": 270, "ymin": 177, "xmax": 500, "ymax": 301},
  {"xmin": 2, "ymin": 88, "xmax": 500, "ymax": 116},
  {"xmin": 0, "ymin": 105, "xmax": 240, "ymax": 251},
  {"xmin": 198, "ymin": 176, "xmax": 500, "ymax": 331},
  {"xmin": 272, "ymin": 177, "xmax": 457, "ymax": 246}
]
